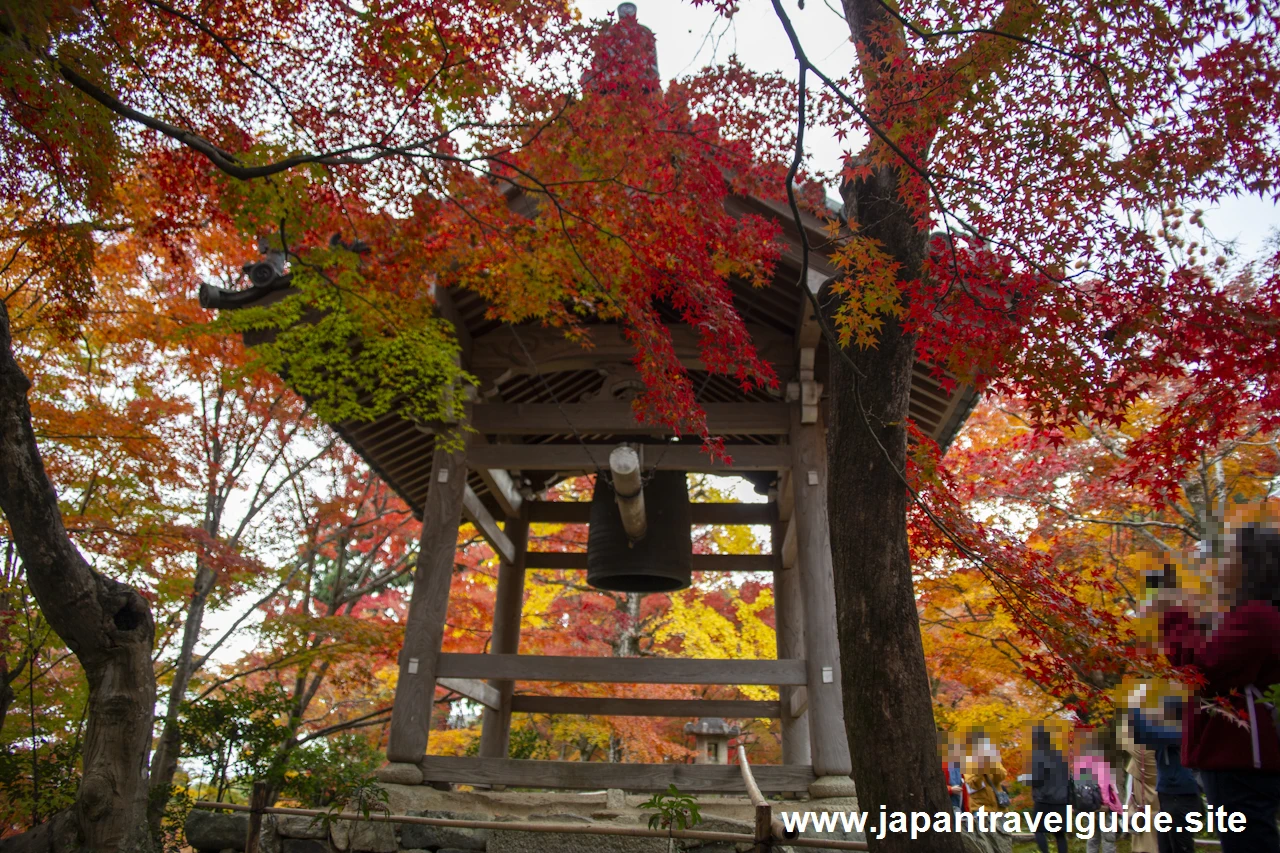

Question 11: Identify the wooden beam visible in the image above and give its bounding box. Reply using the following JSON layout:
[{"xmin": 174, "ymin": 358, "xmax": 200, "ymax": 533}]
[
  {"xmin": 469, "ymin": 323, "xmax": 795, "ymax": 378},
  {"xmin": 430, "ymin": 284, "xmax": 473, "ymax": 366},
  {"xmin": 470, "ymin": 403, "xmax": 789, "ymax": 436},
  {"xmin": 472, "ymin": 434, "xmax": 523, "ymax": 517},
  {"xmin": 438, "ymin": 678, "xmax": 501, "ymax": 711},
  {"xmin": 524, "ymin": 552, "xmax": 775, "ymax": 572},
  {"xmin": 418, "ymin": 756, "xmax": 817, "ymax": 793},
  {"xmin": 789, "ymin": 687, "xmax": 809, "ymax": 720},
  {"xmin": 609, "ymin": 445, "xmax": 648, "ymax": 538},
  {"xmin": 466, "ymin": 444, "xmax": 788, "ymax": 473},
  {"xmin": 526, "ymin": 501, "xmax": 773, "ymax": 525},
  {"xmin": 790, "ymin": 405, "xmax": 853, "ymax": 778},
  {"xmin": 690, "ymin": 503, "xmax": 773, "ymax": 526},
  {"xmin": 479, "ymin": 512, "xmax": 529, "ymax": 760},
  {"xmin": 794, "ymin": 267, "xmax": 828, "ymax": 352},
  {"xmin": 387, "ymin": 429, "xmax": 471, "ymax": 763},
  {"xmin": 776, "ymin": 470, "xmax": 794, "ymax": 522},
  {"xmin": 438, "ymin": 654, "xmax": 806, "ymax": 686},
  {"xmin": 509, "ymin": 696, "xmax": 781, "ymax": 718},
  {"xmin": 773, "ymin": 508, "xmax": 810, "ymax": 767},
  {"xmin": 462, "ymin": 484, "xmax": 515, "ymax": 564},
  {"xmin": 780, "ymin": 515, "xmax": 797, "ymax": 570}
]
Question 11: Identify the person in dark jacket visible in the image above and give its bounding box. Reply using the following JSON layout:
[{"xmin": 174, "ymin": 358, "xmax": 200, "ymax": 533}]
[
  {"xmin": 1129, "ymin": 697, "xmax": 1203, "ymax": 853},
  {"xmin": 1160, "ymin": 524, "xmax": 1280, "ymax": 853},
  {"xmin": 1030, "ymin": 725, "xmax": 1070, "ymax": 853}
]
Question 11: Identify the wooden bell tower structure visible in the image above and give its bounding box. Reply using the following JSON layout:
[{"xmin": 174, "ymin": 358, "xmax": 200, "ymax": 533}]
[
  {"xmin": 202, "ymin": 9, "xmax": 977, "ymax": 801},
  {"xmin": 208, "ymin": 194, "xmax": 976, "ymax": 798}
]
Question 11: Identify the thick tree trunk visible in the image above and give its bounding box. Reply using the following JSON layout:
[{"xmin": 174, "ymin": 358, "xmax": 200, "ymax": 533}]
[
  {"xmin": 0, "ymin": 300, "xmax": 156, "ymax": 853},
  {"xmin": 822, "ymin": 160, "xmax": 963, "ymax": 852}
]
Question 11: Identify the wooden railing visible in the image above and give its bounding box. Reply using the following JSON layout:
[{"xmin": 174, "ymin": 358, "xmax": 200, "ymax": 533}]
[{"xmin": 739, "ymin": 744, "xmax": 783, "ymax": 851}]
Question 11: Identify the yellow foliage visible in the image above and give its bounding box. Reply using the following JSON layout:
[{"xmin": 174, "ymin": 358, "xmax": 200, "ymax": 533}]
[{"xmin": 427, "ymin": 726, "xmax": 480, "ymax": 757}]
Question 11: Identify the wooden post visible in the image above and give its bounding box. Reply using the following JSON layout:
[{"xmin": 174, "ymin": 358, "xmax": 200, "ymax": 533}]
[
  {"xmin": 772, "ymin": 508, "xmax": 810, "ymax": 767},
  {"xmin": 609, "ymin": 445, "xmax": 647, "ymax": 539},
  {"xmin": 478, "ymin": 509, "xmax": 529, "ymax": 760},
  {"xmin": 245, "ymin": 781, "xmax": 267, "ymax": 853},
  {"xmin": 386, "ymin": 431, "xmax": 472, "ymax": 763},
  {"xmin": 789, "ymin": 405, "xmax": 853, "ymax": 781}
]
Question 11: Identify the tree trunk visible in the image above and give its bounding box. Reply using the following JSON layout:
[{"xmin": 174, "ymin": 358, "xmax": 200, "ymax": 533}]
[
  {"xmin": 613, "ymin": 593, "xmax": 643, "ymax": 658},
  {"xmin": 0, "ymin": 591, "xmax": 19, "ymax": 729},
  {"xmin": 0, "ymin": 300, "xmax": 156, "ymax": 853},
  {"xmin": 147, "ymin": 562, "xmax": 216, "ymax": 833},
  {"xmin": 0, "ymin": 659, "xmax": 14, "ymax": 733},
  {"xmin": 822, "ymin": 162, "xmax": 963, "ymax": 852}
]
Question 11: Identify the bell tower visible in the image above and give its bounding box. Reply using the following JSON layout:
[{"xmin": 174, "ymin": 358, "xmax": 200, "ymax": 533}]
[{"xmin": 202, "ymin": 1, "xmax": 978, "ymax": 803}]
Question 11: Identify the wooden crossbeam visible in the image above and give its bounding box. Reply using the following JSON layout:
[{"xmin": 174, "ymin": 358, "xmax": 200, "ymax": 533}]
[
  {"xmin": 780, "ymin": 514, "xmax": 797, "ymax": 570},
  {"xmin": 438, "ymin": 654, "xmax": 806, "ymax": 686},
  {"xmin": 466, "ymin": 444, "xmax": 788, "ymax": 473},
  {"xmin": 461, "ymin": 484, "xmax": 515, "ymax": 564},
  {"xmin": 471, "ymin": 435, "xmax": 523, "ymax": 518},
  {"xmin": 418, "ymin": 756, "xmax": 816, "ymax": 793},
  {"xmin": 509, "ymin": 697, "xmax": 781, "ymax": 718},
  {"xmin": 479, "ymin": 465, "xmax": 523, "ymax": 518},
  {"xmin": 523, "ymin": 552, "xmax": 775, "ymax": 572},
  {"xmin": 468, "ymin": 323, "xmax": 795, "ymax": 378},
  {"xmin": 789, "ymin": 686, "xmax": 808, "ymax": 719},
  {"xmin": 430, "ymin": 285, "xmax": 473, "ymax": 364},
  {"xmin": 525, "ymin": 501, "xmax": 773, "ymax": 525},
  {"xmin": 437, "ymin": 677, "xmax": 501, "ymax": 710},
  {"xmin": 470, "ymin": 403, "xmax": 789, "ymax": 436}
]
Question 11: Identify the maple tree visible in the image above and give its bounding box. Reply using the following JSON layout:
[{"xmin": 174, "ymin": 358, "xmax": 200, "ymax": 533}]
[
  {"xmin": 0, "ymin": 213, "xmax": 352, "ymax": 840},
  {"xmin": 920, "ymin": 387, "xmax": 1278, "ymax": 787},
  {"xmin": 187, "ymin": 449, "xmax": 421, "ymax": 806},
  {"xmin": 672, "ymin": 3, "xmax": 1280, "ymax": 847}
]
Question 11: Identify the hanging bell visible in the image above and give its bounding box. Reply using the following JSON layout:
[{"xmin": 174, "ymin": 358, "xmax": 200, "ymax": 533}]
[{"xmin": 587, "ymin": 469, "xmax": 692, "ymax": 592}]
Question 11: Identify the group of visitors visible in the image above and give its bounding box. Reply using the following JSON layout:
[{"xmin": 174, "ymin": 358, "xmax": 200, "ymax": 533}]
[
  {"xmin": 941, "ymin": 524, "xmax": 1280, "ymax": 853},
  {"xmin": 1031, "ymin": 524, "xmax": 1280, "ymax": 853}
]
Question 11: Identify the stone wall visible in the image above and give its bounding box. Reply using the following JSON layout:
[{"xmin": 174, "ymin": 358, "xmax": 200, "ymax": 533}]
[
  {"xmin": 185, "ymin": 809, "xmax": 752, "ymax": 853},
  {"xmin": 184, "ymin": 788, "xmax": 867, "ymax": 853},
  {"xmin": 184, "ymin": 807, "xmax": 872, "ymax": 853}
]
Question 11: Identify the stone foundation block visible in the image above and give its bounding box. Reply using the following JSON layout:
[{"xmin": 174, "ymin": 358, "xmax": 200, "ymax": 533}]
[
  {"xmin": 400, "ymin": 810, "xmax": 489, "ymax": 851},
  {"xmin": 276, "ymin": 815, "xmax": 329, "ymax": 840},
  {"xmin": 281, "ymin": 840, "xmax": 328, "ymax": 853},
  {"xmin": 185, "ymin": 811, "xmax": 249, "ymax": 851},
  {"xmin": 807, "ymin": 775, "xmax": 858, "ymax": 800},
  {"xmin": 375, "ymin": 762, "xmax": 424, "ymax": 785},
  {"xmin": 330, "ymin": 818, "xmax": 398, "ymax": 852}
]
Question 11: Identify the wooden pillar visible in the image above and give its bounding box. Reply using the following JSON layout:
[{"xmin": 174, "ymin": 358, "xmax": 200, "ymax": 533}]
[
  {"xmin": 772, "ymin": 509, "xmax": 810, "ymax": 767},
  {"xmin": 386, "ymin": 433, "xmax": 471, "ymax": 764},
  {"xmin": 478, "ymin": 509, "xmax": 529, "ymax": 759},
  {"xmin": 789, "ymin": 405, "xmax": 853, "ymax": 779}
]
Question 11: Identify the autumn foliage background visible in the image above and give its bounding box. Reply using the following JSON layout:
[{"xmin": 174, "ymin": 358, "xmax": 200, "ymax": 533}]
[
  {"xmin": 1, "ymin": 0, "xmax": 1280, "ymax": 847},
  {"xmin": 4, "ymin": 232, "xmax": 1276, "ymax": 836}
]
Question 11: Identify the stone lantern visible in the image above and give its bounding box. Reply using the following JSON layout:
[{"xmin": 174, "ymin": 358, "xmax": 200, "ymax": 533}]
[{"xmin": 685, "ymin": 718, "xmax": 741, "ymax": 765}]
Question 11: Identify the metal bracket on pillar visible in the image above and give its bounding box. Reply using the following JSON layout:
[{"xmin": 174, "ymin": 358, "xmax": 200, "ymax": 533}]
[{"xmin": 785, "ymin": 347, "xmax": 822, "ymax": 425}]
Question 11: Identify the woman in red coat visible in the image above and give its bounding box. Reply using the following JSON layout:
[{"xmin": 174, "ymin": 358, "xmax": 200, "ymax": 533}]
[{"xmin": 1161, "ymin": 525, "xmax": 1280, "ymax": 853}]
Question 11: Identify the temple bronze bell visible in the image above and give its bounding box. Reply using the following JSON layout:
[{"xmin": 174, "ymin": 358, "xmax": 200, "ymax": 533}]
[{"xmin": 586, "ymin": 467, "xmax": 692, "ymax": 593}]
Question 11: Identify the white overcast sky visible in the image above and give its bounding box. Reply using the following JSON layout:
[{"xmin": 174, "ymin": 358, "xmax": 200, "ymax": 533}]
[{"xmin": 576, "ymin": 0, "xmax": 1278, "ymax": 259}]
